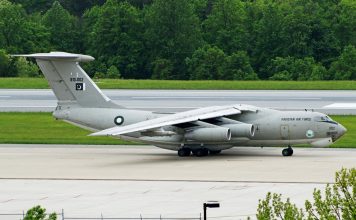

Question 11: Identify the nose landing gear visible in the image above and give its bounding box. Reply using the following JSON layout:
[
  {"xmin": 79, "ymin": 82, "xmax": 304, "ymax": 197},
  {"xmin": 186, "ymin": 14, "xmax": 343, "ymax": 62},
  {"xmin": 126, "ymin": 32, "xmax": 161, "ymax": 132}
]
[{"xmin": 282, "ymin": 146, "xmax": 293, "ymax": 156}]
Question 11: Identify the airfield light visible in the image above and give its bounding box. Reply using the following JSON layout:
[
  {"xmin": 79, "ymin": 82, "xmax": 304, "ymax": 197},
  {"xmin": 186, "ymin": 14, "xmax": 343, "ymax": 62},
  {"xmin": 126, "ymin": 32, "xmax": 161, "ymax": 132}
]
[{"xmin": 203, "ymin": 201, "xmax": 220, "ymax": 220}]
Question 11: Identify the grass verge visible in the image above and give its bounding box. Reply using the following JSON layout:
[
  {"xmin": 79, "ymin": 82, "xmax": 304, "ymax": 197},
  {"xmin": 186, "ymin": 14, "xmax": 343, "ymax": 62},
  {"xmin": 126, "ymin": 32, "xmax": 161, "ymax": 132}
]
[
  {"xmin": 330, "ymin": 115, "xmax": 356, "ymax": 148},
  {"xmin": 0, "ymin": 77, "xmax": 356, "ymax": 90},
  {"xmin": 0, "ymin": 112, "xmax": 133, "ymax": 145},
  {"xmin": 0, "ymin": 113, "xmax": 354, "ymax": 147}
]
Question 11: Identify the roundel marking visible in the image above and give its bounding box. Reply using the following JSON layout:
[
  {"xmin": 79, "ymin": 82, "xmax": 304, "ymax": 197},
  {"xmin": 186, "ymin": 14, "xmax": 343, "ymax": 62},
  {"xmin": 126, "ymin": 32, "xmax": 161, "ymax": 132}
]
[
  {"xmin": 114, "ymin": 116, "xmax": 124, "ymax": 125},
  {"xmin": 306, "ymin": 129, "xmax": 314, "ymax": 138}
]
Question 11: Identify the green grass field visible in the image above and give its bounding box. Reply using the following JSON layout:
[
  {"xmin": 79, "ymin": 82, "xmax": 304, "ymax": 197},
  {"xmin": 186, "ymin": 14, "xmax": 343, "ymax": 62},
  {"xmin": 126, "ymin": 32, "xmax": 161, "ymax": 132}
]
[
  {"xmin": 0, "ymin": 113, "xmax": 354, "ymax": 148},
  {"xmin": 0, "ymin": 112, "xmax": 132, "ymax": 145},
  {"xmin": 0, "ymin": 77, "xmax": 356, "ymax": 90}
]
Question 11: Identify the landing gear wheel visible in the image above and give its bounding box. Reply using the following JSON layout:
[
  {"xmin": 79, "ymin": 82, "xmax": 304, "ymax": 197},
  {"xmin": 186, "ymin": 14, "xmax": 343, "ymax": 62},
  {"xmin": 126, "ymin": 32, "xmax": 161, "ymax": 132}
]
[
  {"xmin": 193, "ymin": 148, "xmax": 209, "ymax": 157},
  {"xmin": 209, "ymin": 150, "xmax": 221, "ymax": 155},
  {"xmin": 282, "ymin": 146, "xmax": 293, "ymax": 157},
  {"xmin": 178, "ymin": 148, "xmax": 191, "ymax": 157}
]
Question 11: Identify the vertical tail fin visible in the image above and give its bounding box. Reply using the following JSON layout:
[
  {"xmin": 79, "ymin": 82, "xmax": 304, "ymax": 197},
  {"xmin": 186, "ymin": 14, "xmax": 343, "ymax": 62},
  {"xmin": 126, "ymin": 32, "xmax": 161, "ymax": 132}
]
[{"xmin": 13, "ymin": 52, "xmax": 120, "ymax": 108}]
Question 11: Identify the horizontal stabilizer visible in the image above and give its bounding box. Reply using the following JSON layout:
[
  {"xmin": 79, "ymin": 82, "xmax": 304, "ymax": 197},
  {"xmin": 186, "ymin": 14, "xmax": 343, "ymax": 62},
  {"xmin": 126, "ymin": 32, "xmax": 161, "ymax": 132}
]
[{"xmin": 12, "ymin": 52, "xmax": 94, "ymax": 62}]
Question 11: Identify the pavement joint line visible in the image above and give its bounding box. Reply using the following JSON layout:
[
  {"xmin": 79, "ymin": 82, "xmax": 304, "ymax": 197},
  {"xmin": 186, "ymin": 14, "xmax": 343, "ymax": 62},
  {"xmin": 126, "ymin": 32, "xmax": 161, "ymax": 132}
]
[{"xmin": 0, "ymin": 177, "xmax": 331, "ymax": 185}]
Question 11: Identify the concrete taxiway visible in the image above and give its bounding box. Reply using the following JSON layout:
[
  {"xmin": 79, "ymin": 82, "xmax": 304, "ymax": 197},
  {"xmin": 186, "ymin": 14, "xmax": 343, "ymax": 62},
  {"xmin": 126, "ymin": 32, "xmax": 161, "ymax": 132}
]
[
  {"xmin": 1, "ymin": 89, "xmax": 356, "ymax": 114},
  {"xmin": 0, "ymin": 145, "xmax": 355, "ymax": 219}
]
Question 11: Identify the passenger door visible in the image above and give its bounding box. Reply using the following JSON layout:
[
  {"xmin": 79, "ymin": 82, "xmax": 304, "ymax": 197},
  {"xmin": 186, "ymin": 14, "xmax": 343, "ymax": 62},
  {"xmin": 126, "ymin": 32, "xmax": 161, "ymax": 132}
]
[{"xmin": 280, "ymin": 125, "xmax": 290, "ymax": 140}]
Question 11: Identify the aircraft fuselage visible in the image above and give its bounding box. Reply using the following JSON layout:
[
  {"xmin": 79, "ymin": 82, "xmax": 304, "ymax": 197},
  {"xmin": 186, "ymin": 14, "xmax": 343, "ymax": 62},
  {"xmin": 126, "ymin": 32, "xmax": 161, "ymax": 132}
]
[{"xmin": 54, "ymin": 104, "xmax": 346, "ymax": 152}]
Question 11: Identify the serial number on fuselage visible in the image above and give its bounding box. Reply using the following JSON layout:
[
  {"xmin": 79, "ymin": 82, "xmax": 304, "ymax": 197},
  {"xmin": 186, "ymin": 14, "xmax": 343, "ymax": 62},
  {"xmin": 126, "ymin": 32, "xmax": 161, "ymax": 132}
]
[
  {"xmin": 281, "ymin": 117, "xmax": 311, "ymax": 121},
  {"xmin": 70, "ymin": 77, "xmax": 84, "ymax": 82}
]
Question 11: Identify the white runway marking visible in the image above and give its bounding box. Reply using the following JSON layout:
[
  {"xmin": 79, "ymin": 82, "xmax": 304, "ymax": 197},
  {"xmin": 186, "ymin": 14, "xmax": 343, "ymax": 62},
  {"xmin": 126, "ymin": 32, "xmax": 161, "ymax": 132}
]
[
  {"xmin": 132, "ymin": 97, "xmax": 321, "ymax": 100},
  {"xmin": 132, "ymin": 97, "xmax": 229, "ymax": 99},
  {"xmin": 133, "ymin": 106, "xmax": 197, "ymax": 109},
  {"xmin": 289, "ymin": 98, "xmax": 321, "ymax": 100},
  {"xmin": 323, "ymin": 103, "xmax": 356, "ymax": 108}
]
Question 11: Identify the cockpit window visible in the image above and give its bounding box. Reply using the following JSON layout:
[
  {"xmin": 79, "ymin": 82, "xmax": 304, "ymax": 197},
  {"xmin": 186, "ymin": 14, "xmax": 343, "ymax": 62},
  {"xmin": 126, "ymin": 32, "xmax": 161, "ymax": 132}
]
[
  {"xmin": 314, "ymin": 116, "xmax": 325, "ymax": 121},
  {"xmin": 325, "ymin": 116, "xmax": 333, "ymax": 121},
  {"xmin": 314, "ymin": 115, "xmax": 337, "ymax": 124}
]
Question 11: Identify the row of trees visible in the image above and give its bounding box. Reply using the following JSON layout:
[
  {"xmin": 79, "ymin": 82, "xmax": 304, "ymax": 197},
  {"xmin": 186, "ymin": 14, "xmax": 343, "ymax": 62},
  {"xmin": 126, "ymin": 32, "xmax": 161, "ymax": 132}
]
[{"xmin": 0, "ymin": 0, "xmax": 355, "ymax": 80}]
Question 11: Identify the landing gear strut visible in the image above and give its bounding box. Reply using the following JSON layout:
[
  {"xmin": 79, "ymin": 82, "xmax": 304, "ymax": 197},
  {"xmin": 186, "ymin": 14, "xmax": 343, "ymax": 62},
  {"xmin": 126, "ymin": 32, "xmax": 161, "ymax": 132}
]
[
  {"xmin": 282, "ymin": 146, "xmax": 293, "ymax": 156},
  {"xmin": 178, "ymin": 148, "xmax": 191, "ymax": 157}
]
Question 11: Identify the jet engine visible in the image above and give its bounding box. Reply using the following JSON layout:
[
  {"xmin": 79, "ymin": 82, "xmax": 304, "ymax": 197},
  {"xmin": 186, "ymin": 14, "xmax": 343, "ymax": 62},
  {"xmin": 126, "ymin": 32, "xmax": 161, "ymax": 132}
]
[
  {"xmin": 221, "ymin": 124, "xmax": 255, "ymax": 138},
  {"xmin": 185, "ymin": 127, "xmax": 231, "ymax": 142}
]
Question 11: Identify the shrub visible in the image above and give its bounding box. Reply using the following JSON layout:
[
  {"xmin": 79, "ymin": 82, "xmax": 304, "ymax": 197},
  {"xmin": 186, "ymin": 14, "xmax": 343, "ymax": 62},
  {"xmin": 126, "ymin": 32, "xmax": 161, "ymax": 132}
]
[
  {"xmin": 255, "ymin": 168, "xmax": 356, "ymax": 220},
  {"xmin": 15, "ymin": 57, "xmax": 40, "ymax": 77},
  {"xmin": 24, "ymin": 205, "xmax": 57, "ymax": 220},
  {"xmin": 106, "ymin": 65, "xmax": 121, "ymax": 79}
]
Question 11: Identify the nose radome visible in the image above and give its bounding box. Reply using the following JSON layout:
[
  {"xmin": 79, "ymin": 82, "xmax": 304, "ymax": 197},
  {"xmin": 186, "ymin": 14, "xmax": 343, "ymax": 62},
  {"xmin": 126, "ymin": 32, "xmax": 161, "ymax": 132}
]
[{"xmin": 339, "ymin": 124, "xmax": 347, "ymax": 136}]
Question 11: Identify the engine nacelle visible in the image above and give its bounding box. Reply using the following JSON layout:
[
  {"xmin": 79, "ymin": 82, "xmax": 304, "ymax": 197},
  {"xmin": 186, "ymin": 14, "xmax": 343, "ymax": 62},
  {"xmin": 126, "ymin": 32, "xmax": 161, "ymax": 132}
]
[
  {"xmin": 185, "ymin": 127, "xmax": 231, "ymax": 142},
  {"xmin": 222, "ymin": 124, "xmax": 255, "ymax": 138}
]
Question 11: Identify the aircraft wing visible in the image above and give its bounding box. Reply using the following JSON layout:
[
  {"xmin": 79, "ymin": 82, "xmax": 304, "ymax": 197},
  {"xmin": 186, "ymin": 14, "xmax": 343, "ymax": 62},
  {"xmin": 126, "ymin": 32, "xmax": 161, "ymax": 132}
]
[{"xmin": 90, "ymin": 105, "xmax": 256, "ymax": 136}]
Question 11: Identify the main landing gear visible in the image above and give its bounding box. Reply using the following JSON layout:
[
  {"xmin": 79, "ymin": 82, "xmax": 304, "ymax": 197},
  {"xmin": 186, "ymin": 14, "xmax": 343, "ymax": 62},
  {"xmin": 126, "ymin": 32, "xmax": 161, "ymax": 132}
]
[
  {"xmin": 177, "ymin": 148, "xmax": 191, "ymax": 157},
  {"xmin": 177, "ymin": 148, "xmax": 221, "ymax": 157},
  {"xmin": 282, "ymin": 146, "xmax": 293, "ymax": 157}
]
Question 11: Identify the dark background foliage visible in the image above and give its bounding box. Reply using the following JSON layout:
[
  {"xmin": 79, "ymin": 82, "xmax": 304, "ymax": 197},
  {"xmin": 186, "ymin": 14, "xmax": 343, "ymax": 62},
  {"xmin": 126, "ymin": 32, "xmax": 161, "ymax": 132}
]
[{"xmin": 0, "ymin": 0, "xmax": 355, "ymax": 80}]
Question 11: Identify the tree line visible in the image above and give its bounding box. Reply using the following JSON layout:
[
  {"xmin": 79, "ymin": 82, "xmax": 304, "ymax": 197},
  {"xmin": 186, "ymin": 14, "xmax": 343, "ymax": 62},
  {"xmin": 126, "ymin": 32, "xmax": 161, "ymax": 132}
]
[{"xmin": 0, "ymin": 0, "xmax": 355, "ymax": 80}]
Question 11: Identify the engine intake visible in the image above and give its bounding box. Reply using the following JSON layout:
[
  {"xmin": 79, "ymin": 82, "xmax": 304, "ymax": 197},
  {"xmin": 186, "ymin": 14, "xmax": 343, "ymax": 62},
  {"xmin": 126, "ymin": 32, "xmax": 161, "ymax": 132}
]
[
  {"xmin": 185, "ymin": 127, "xmax": 231, "ymax": 142},
  {"xmin": 222, "ymin": 124, "xmax": 255, "ymax": 137}
]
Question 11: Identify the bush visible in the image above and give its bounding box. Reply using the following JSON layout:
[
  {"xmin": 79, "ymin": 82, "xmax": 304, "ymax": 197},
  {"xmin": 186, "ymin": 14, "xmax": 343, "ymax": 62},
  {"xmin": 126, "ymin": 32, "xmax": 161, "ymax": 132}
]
[
  {"xmin": 151, "ymin": 58, "xmax": 174, "ymax": 79},
  {"xmin": 187, "ymin": 46, "xmax": 258, "ymax": 80},
  {"xmin": 186, "ymin": 45, "xmax": 226, "ymax": 80},
  {"xmin": 106, "ymin": 65, "xmax": 121, "ymax": 79},
  {"xmin": 330, "ymin": 45, "xmax": 356, "ymax": 80},
  {"xmin": 93, "ymin": 66, "xmax": 121, "ymax": 79},
  {"xmin": 255, "ymin": 168, "xmax": 356, "ymax": 220},
  {"xmin": 256, "ymin": 193, "xmax": 304, "ymax": 220},
  {"xmin": 222, "ymin": 51, "xmax": 258, "ymax": 80},
  {"xmin": 15, "ymin": 57, "xmax": 40, "ymax": 77},
  {"xmin": 93, "ymin": 71, "xmax": 105, "ymax": 79},
  {"xmin": 0, "ymin": 49, "xmax": 17, "ymax": 77},
  {"xmin": 268, "ymin": 57, "xmax": 327, "ymax": 81},
  {"xmin": 269, "ymin": 70, "xmax": 292, "ymax": 81},
  {"xmin": 24, "ymin": 205, "xmax": 56, "ymax": 220}
]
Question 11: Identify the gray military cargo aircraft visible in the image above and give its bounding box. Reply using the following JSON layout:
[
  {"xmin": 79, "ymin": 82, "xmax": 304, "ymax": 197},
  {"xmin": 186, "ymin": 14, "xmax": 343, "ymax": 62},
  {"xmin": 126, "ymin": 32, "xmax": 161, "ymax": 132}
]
[{"xmin": 15, "ymin": 52, "xmax": 347, "ymax": 157}]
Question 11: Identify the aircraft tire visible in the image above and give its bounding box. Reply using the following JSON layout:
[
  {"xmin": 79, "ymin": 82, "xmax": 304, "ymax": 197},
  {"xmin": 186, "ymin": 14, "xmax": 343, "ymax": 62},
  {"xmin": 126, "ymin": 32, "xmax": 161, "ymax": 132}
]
[
  {"xmin": 282, "ymin": 148, "xmax": 293, "ymax": 156},
  {"xmin": 210, "ymin": 150, "xmax": 222, "ymax": 155},
  {"xmin": 193, "ymin": 148, "xmax": 209, "ymax": 157},
  {"xmin": 178, "ymin": 148, "xmax": 191, "ymax": 157}
]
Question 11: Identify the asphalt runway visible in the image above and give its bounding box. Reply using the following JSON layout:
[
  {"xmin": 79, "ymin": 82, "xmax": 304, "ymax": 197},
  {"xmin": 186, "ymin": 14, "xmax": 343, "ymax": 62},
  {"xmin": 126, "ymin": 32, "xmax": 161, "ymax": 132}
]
[
  {"xmin": 1, "ymin": 89, "xmax": 356, "ymax": 114},
  {"xmin": 0, "ymin": 145, "xmax": 355, "ymax": 219}
]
